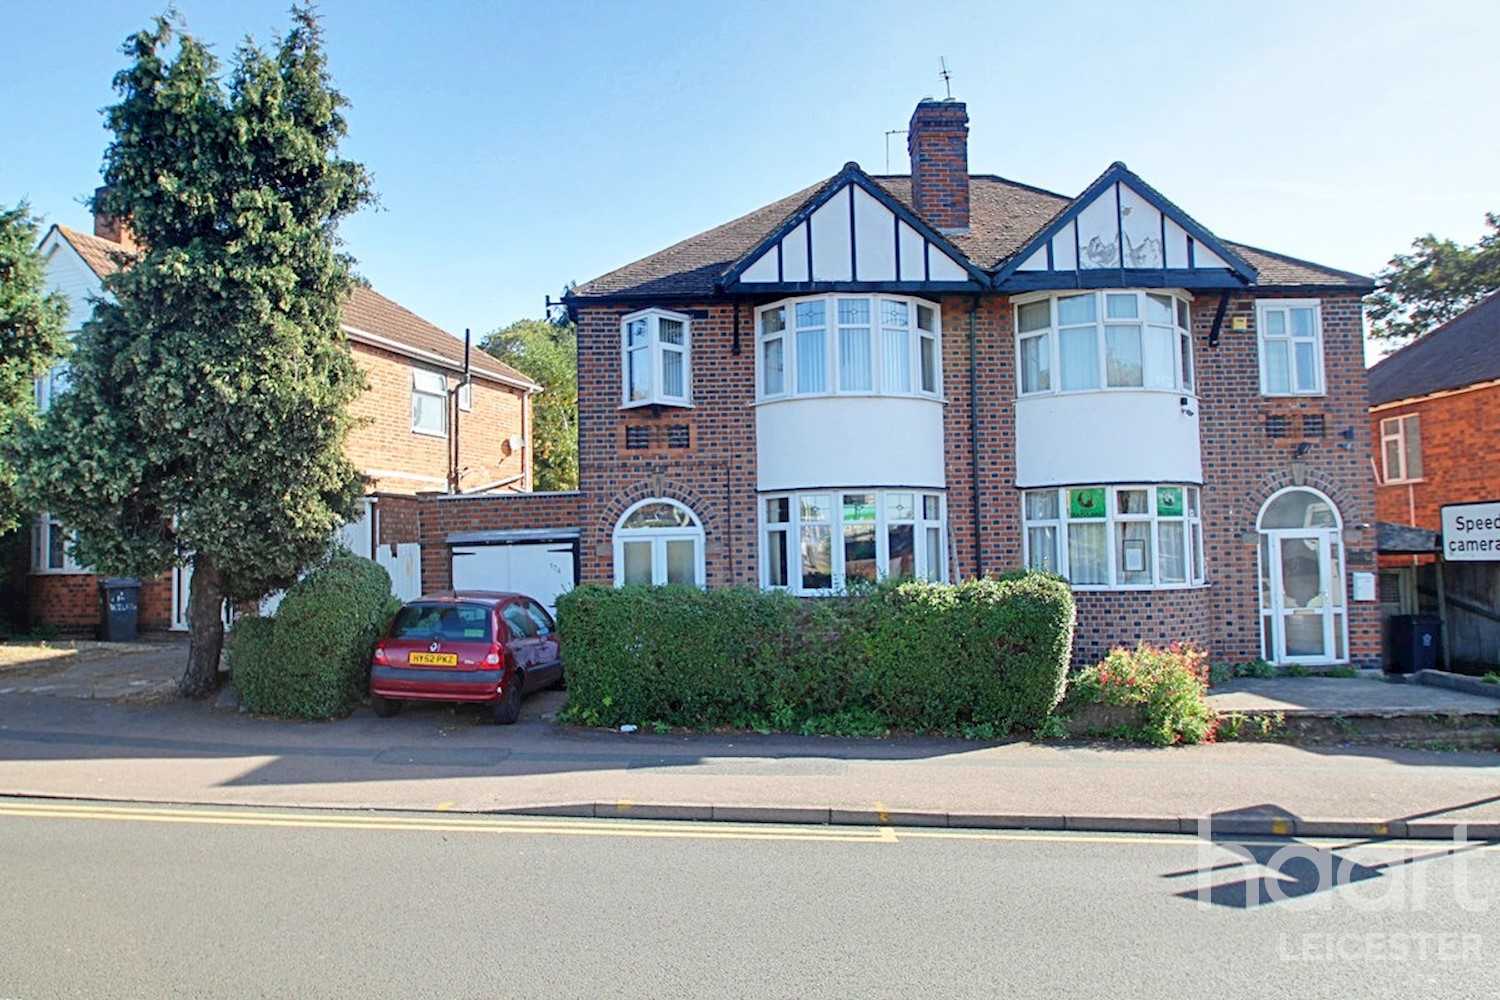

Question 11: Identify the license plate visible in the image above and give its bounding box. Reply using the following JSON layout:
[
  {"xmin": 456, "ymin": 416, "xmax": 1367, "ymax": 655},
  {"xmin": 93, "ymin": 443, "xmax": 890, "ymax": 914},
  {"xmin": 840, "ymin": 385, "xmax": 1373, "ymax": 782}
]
[{"xmin": 408, "ymin": 651, "xmax": 458, "ymax": 667}]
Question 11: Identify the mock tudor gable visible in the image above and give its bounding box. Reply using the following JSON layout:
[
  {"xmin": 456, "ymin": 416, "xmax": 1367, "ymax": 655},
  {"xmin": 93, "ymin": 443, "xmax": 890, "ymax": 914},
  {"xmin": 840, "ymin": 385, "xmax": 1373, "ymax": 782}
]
[{"xmin": 723, "ymin": 164, "xmax": 986, "ymax": 293}]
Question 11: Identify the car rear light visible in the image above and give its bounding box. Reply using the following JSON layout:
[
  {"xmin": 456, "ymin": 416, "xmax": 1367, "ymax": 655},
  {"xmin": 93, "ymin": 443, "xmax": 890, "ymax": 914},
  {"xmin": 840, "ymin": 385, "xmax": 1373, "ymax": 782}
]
[
  {"xmin": 485, "ymin": 644, "xmax": 501, "ymax": 666},
  {"xmin": 373, "ymin": 644, "xmax": 389, "ymax": 666}
]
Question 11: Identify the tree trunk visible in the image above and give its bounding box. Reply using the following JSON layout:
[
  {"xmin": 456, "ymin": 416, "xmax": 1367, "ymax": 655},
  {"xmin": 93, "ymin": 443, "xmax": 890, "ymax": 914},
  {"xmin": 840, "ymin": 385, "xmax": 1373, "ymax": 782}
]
[{"xmin": 179, "ymin": 556, "xmax": 226, "ymax": 698}]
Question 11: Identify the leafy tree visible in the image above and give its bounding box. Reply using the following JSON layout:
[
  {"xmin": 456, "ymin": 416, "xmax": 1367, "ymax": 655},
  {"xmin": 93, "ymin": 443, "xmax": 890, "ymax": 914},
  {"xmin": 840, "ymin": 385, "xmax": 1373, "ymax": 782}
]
[
  {"xmin": 1368, "ymin": 212, "xmax": 1500, "ymax": 342},
  {"xmin": 18, "ymin": 9, "xmax": 372, "ymax": 697},
  {"xmin": 0, "ymin": 203, "xmax": 69, "ymax": 535},
  {"xmin": 482, "ymin": 316, "xmax": 578, "ymax": 491}
]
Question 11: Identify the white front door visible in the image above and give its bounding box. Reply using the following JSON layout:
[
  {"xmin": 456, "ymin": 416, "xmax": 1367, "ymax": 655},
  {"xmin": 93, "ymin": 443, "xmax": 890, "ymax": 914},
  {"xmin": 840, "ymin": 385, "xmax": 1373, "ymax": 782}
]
[{"xmin": 1260, "ymin": 529, "xmax": 1347, "ymax": 664}]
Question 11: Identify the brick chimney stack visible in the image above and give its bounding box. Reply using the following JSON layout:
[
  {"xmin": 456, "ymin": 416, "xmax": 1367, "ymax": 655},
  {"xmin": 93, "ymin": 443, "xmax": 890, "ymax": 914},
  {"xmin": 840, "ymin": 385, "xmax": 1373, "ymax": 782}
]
[
  {"xmin": 907, "ymin": 99, "xmax": 970, "ymax": 234},
  {"xmin": 92, "ymin": 185, "xmax": 138, "ymax": 250}
]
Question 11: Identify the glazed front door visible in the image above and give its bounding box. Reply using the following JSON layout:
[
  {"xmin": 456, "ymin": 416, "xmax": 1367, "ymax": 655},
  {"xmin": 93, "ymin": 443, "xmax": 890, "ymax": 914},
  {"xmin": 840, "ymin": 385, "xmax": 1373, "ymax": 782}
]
[{"xmin": 1260, "ymin": 530, "xmax": 1346, "ymax": 664}]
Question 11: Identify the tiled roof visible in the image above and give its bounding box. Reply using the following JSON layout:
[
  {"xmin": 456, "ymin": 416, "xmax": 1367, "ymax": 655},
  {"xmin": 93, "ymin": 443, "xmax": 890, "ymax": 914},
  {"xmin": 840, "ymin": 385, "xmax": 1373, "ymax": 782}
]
[
  {"xmin": 51, "ymin": 225, "xmax": 535, "ymax": 390},
  {"xmin": 55, "ymin": 225, "xmax": 137, "ymax": 278},
  {"xmin": 342, "ymin": 286, "xmax": 535, "ymax": 388},
  {"xmin": 569, "ymin": 169, "xmax": 1373, "ymax": 300},
  {"xmin": 1368, "ymin": 290, "xmax": 1500, "ymax": 406}
]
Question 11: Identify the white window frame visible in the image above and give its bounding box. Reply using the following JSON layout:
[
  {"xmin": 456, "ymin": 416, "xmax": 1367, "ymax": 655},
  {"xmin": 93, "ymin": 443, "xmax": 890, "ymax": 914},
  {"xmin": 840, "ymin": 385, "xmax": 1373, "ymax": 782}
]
[
  {"xmin": 620, "ymin": 308, "xmax": 692, "ymax": 409},
  {"xmin": 754, "ymin": 295, "xmax": 943, "ymax": 403},
  {"xmin": 1013, "ymin": 289, "xmax": 1195, "ymax": 399},
  {"xmin": 1257, "ymin": 298, "xmax": 1325, "ymax": 396},
  {"xmin": 613, "ymin": 498, "xmax": 705, "ymax": 587},
  {"xmin": 1022, "ymin": 485, "xmax": 1205, "ymax": 590},
  {"xmin": 760, "ymin": 489, "xmax": 947, "ymax": 594},
  {"xmin": 1380, "ymin": 413, "xmax": 1422, "ymax": 483},
  {"xmin": 34, "ymin": 362, "xmax": 70, "ymax": 412},
  {"xmin": 411, "ymin": 368, "xmax": 448, "ymax": 437},
  {"xmin": 31, "ymin": 513, "xmax": 86, "ymax": 574}
]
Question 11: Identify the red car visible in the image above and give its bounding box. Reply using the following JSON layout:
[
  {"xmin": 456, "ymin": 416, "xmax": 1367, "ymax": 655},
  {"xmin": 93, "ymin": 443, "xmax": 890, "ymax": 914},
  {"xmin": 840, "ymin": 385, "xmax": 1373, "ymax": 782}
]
[{"xmin": 369, "ymin": 591, "xmax": 563, "ymax": 724}]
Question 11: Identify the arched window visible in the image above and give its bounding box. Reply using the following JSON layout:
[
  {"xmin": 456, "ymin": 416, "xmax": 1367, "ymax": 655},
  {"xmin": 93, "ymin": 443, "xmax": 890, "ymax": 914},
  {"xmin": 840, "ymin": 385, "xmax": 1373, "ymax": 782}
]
[{"xmin": 613, "ymin": 499, "xmax": 705, "ymax": 587}]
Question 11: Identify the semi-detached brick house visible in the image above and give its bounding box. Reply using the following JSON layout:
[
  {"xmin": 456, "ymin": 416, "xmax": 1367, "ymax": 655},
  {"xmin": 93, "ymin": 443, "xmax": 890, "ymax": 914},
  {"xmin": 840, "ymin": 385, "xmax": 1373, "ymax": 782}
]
[
  {"xmin": 26, "ymin": 211, "xmax": 540, "ymax": 632},
  {"xmin": 1368, "ymin": 291, "xmax": 1500, "ymax": 668},
  {"xmin": 425, "ymin": 98, "xmax": 1381, "ymax": 667}
]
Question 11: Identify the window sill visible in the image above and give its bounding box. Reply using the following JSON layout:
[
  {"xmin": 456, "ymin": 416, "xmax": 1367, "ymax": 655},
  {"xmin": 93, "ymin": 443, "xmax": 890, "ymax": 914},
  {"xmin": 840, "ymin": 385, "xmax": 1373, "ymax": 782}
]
[
  {"xmin": 1017, "ymin": 387, "xmax": 1197, "ymax": 401},
  {"xmin": 1380, "ymin": 478, "xmax": 1425, "ymax": 487},
  {"xmin": 1069, "ymin": 582, "xmax": 1211, "ymax": 593},
  {"xmin": 1260, "ymin": 391, "xmax": 1327, "ymax": 400},
  {"xmin": 619, "ymin": 400, "xmax": 694, "ymax": 411},
  {"xmin": 30, "ymin": 568, "xmax": 91, "ymax": 576},
  {"xmin": 754, "ymin": 391, "xmax": 946, "ymax": 406},
  {"xmin": 411, "ymin": 426, "xmax": 448, "ymax": 439}
]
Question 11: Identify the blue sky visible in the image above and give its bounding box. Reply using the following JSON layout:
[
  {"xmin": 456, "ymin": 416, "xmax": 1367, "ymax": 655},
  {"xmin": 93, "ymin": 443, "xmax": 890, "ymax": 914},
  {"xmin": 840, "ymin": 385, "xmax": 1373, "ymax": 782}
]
[{"xmin": 3, "ymin": 0, "xmax": 1497, "ymax": 350}]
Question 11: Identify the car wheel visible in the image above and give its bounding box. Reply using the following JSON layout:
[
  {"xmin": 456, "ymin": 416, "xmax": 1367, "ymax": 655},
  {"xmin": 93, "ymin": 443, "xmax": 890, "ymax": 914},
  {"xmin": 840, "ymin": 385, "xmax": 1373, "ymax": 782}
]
[
  {"xmin": 371, "ymin": 693, "xmax": 402, "ymax": 718},
  {"xmin": 492, "ymin": 673, "xmax": 523, "ymax": 725}
]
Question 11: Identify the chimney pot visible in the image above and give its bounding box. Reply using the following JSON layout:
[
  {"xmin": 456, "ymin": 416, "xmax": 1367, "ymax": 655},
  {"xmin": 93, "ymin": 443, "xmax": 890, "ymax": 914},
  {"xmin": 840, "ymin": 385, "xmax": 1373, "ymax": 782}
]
[{"xmin": 92, "ymin": 185, "xmax": 138, "ymax": 250}]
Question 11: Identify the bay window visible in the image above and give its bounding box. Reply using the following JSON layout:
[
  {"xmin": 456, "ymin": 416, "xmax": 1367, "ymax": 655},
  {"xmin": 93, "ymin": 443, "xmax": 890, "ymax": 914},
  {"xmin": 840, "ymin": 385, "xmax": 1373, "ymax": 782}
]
[
  {"xmin": 622, "ymin": 308, "xmax": 691, "ymax": 408},
  {"xmin": 757, "ymin": 295, "xmax": 941, "ymax": 401},
  {"xmin": 1016, "ymin": 290, "xmax": 1194, "ymax": 397},
  {"xmin": 1024, "ymin": 484, "xmax": 1204, "ymax": 589},
  {"xmin": 762, "ymin": 489, "xmax": 946, "ymax": 593}
]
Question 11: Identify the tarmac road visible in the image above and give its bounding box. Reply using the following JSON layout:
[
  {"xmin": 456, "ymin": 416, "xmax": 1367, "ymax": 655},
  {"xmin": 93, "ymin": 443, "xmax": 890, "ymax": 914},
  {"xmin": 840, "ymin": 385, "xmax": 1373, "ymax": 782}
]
[{"xmin": 0, "ymin": 798, "xmax": 1495, "ymax": 1000}]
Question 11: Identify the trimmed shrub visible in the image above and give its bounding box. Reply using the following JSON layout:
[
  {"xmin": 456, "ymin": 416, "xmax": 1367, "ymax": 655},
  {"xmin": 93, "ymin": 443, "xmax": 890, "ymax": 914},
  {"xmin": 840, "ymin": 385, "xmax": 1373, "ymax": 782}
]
[
  {"xmin": 557, "ymin": 572, "xmax": 1074, "ymax": 735},
  {"xmin": 1062, "ymin": 642, "xmax": 1217, "ymax": 746},
  {"xmin": 229, "ymin": 551, "xmax": 396, "ymax": 719}
]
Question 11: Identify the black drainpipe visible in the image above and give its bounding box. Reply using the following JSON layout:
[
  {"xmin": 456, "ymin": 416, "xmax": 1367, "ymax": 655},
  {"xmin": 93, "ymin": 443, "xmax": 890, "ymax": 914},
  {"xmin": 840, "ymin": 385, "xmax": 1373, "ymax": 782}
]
[{"xmin": 968, "ymin": 295, "xmax": 982, "ymax": 578}]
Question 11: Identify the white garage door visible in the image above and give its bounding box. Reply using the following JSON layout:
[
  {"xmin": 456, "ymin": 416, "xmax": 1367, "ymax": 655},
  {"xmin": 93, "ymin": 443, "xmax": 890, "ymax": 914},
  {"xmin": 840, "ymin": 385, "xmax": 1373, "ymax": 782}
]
[{"xmin": 450, "ymin": 534, "xmax": 578, "ymax": 616}]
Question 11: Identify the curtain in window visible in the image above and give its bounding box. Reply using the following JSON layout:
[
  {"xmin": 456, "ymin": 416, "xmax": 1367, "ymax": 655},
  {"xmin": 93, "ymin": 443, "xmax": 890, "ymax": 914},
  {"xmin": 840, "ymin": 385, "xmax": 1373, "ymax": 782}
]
[
  {"xmin": 883, "ymin": 327, "xmax": 910, "ymax": 393},
  {"xmin": 839, "ymin": 327, "xmax": 872, "ymax": 391},
  {"xmin": 796, "ymin": 330, "xmax": 826, "ymax": 393},
  {"xmin": 1059, "ymin": 328, "xmax": 1099, "ymax": 390},
  {"xmin": 1067, "ymin": 522, "xmax": 1107, "ymax": 585}
]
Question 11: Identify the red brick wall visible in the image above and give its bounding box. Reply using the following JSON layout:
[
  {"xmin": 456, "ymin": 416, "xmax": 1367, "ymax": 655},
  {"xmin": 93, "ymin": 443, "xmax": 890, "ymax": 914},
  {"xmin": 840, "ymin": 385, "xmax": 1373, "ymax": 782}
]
[
  {"xmin": 374, "ymin": 493, "xmax": 422, "ymax": 546},
  {"xmin": 1372, "ymin": 382, "xmax": 1500, "ymax": 552},
  {"xmin": 1194, "ymin": 293, "xmax": 1380, "ymax": 666},
  {"xmin": 347, "ymin": 342, "xmax": 530, "ymax": 495},
  {"xmin": 28, "ymin": 573, "xmax": 173, "ymax": 634}
]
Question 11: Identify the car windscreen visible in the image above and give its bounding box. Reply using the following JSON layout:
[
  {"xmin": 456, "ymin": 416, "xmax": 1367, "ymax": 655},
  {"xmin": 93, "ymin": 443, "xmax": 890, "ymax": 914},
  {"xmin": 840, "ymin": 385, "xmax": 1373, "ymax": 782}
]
[{"xmin": 389, "ymin": 603, "xmax": 494, "ymax": 643}]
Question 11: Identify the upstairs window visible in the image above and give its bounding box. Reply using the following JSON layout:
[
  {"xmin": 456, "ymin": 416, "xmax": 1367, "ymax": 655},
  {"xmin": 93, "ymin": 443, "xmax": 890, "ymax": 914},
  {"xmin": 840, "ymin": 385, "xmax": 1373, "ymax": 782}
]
[
  {"xmin": 1016, "ymin": 290, "xmax": 1194, "ymax": 398},
  {"xmin": 622, "ymin": 308, "xmax": 691, "ymax": 408},
  {"xmin": 756, "ymin": 295, "xmax": 941, "ymax": 402},
  {"xmin": 411, "ymin": 369, "xmax": 448, "ymax": 436},
  {"xmin": 1380, "ymin": 414, "xmax": 1423, "ymax": 483},
  {"xmin": 1258, "ymin": 299, "xmax": 1324, "ymax": 396}
]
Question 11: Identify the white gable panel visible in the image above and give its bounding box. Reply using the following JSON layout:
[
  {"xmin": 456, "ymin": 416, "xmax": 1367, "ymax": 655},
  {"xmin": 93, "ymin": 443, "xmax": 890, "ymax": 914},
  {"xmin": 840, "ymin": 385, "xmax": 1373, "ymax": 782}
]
[
  {"xmin": 739, "ymin": 247, "xmax": 780, "ymax": 283},
  {"xmin": 852, "ymin": 186, "xmax": 896, "ymax": 282},
  {"xmin": 1017, "ymin": 247, "xmax": 1048, "ymax": 271},
  {"xmin": 1076, "ymin": 185, "xmax": 1121, "ymax": 269},
  {"xmin": 1052, "ymin": 221, "xmax": 1078, "ymax": 270},
  {"xmin": 1193, "ymin": 244, "xmax": 1230, "ymax": 269},
  {"xmin": 1164, "ymin": 218, "xmax": 1191, "ymax": 269},
  {"xmin": 1118, "ymin": 185, "xmax": 1164, "ymax": 268},
  {"xmin": 927, "ymin": 251, "xmax": 967, "ymax": 282},
  {"xmin": 781, "ymin": 223, "xmax": 809, "ymax": 282},
  {"xmin": 43, "ymin": 243, "xmax": 106, "ymax": 330},
  {"xmin": 897, "ymin": 221, "xmax": 926, "ymax": 279},
  {"xmin": 809, "ymin": 195, "xmax": 853, "ymax": 282}
]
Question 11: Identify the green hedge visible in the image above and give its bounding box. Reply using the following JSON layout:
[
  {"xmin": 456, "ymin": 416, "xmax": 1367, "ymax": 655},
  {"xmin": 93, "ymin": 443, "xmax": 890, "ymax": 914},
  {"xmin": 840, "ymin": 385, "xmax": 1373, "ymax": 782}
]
[
  {"xmin": 556, "ymin": 573, "xmax": 1074, "ymax": 735},
  {"xmin": 228, "ymin": 551, "xmax": 397, "ymax": 719}
]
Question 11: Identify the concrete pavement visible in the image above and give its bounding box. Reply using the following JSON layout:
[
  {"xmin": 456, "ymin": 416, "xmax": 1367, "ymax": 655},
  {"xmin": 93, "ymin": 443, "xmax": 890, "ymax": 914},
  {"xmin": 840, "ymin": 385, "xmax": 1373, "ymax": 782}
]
[{"xmin": 0, "ymin": 638, "xmax": 1498, "ymax": 840}]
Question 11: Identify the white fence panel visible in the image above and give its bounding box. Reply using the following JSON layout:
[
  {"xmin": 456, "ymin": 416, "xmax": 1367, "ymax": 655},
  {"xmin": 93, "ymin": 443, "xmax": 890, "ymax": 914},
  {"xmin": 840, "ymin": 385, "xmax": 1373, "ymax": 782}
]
[{"xmin": 379, "ymin": 543, "xmax": 423, "ymax": 602}]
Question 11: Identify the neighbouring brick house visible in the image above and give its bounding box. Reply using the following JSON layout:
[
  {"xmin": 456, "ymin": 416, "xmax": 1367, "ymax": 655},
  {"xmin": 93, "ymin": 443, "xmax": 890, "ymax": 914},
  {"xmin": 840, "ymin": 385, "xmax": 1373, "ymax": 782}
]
[
  {"xmin": 1368, "ymin": 291, "xmax": 1500, "ymax": 668},
  {"xmin": 25, "ymin": 209, "xmax": 540, "ymax": 632},
  {"xmin": 420, "ymin": 98, "xmax": 1382, "ymax": 667}
]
